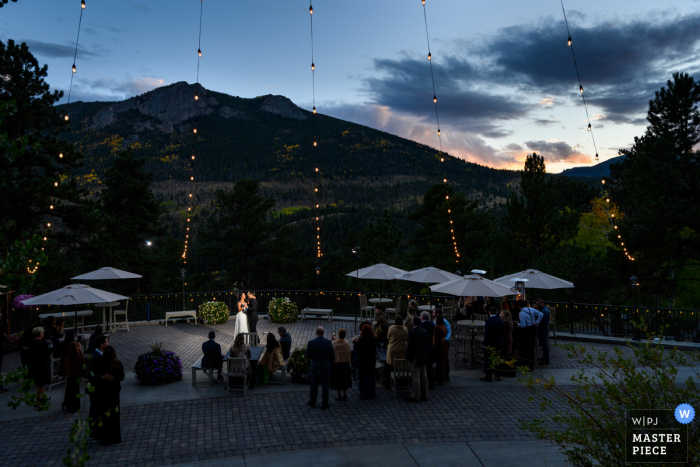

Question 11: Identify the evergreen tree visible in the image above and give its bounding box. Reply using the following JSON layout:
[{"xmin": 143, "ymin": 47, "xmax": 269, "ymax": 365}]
[{"xmin": 0, "ymin": 40, "xmax": 91, "ymax": 244}]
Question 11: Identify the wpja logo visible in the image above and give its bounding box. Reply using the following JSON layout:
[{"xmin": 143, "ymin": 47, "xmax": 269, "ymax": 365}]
[{"xmin": 625, "ymin": 407, "xmax": 694, "ymax": 463}]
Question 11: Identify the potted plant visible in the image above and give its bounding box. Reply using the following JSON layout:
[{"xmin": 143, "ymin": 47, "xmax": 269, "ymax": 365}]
[
  {"xmin": 267, "ymin": 297, "xmax": 298, "ymax": 323},
  {"xmin": 134, "ymin": 341, "xmax": 183, "ymax": 386},
  {"xmin": 286, "ymin": 346, "xmax": 311, "ymax": 383}
]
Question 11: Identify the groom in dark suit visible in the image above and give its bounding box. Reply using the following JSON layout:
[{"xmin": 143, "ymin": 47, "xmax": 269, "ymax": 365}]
[{"xmin": 245, "ymin": 291, "xmax": 259, "ymax": 333}]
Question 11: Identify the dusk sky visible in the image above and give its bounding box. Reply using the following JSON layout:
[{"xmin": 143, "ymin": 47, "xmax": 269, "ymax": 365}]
[{"xmin": 2, "ymin": 0, "xmax": 699, "ymax": 172}]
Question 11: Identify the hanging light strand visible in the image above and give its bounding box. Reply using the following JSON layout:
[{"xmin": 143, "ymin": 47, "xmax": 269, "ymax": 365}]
[
  {"xmin": 420, "ymin": 0, "xmax": 460, "ymax": 263},
  {"xmin": 63, "ymin": 0, "xmax": 85, "ymax": 122},
  {"xmin": 310, "ymin": 2, "xmax": 321, "ymax": 261},
  {"xmin": 560, "ymin": 0, "xmax": 632, "ymax": 261}
]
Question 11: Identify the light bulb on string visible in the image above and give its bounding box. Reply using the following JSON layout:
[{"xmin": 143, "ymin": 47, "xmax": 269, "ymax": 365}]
[
  {"xmin": 438, "ymin": 129, "xmax": 441, "ymax": 136},
  {"xmin": 47, "ymin": 223, "xmax": 51, "ymax": 227},
  {"xmin": 422, "ymin": 0, "xmax": 425, "ymax": 4},
  {"xmin": 193, "ymin": 128, "xmax": 197, "ymax": 134},
  {"xmin": 309, "ymin": 5, "xmax": 313, "ymax": 14},
  {"xmin": 313, "ymin": 140, "xmax": 317, "ymax": 147},
  {"xmin": 602, "ymin": 179, "xmax": 606, "ymax": 184},
  {"xmin": 81, "ymin": 0, "xmax": 85, "ymax": 8},
  {"xmin": 54, "ymin": 182, "xmax": 58, "ymax": 187},
  {"xmin": 587, "ymin": 123, "xmax": 592, "ymax": 131},
  {"xmin": 595, "ymin": 153, "xmax": 599, "ymax": 161},
  {"xmin": 313, "ymin": 107, "xmax": 316, "ymax": 114},
  {"xmin": 433, "ymin": 95, "xmax": 437, "ymax": 103},
  {"xmin": 311, "ymin": 62, "xmax": 315, "ymax": 71},
  {"xmin": 190, "ymin": 176, "xmax": 194, "ymax": 181},
  {"xmin": 441, "ymin": 157, "xmax": 444, "ymax": 162},
  {"xmin": 64, "ymin": 112, "xmax": 69, "ymax": 121},
  {"xmin": 579, "ymin": 85, "xmax": 584, "ymax": 94},
  {"xmin": 50, "ymin": 205, "xmax": 53, "ymax": 209},
  {"xmin": 195, "ymin": 94, "xmax": 199, "ymax": 101},
  {"xmin": 567, "ymin": 36, "xmax": 572, "ymax": 46},
  {"xmin": 198, "ymin": 49, "xmax": 202, "ymax": 57},
  {"xmin": 72, "ymin": 64, "xmax": 76, "ymax": 73},
  {"xmin": 606, "ymin": 198, "xmax": 610, "ymax": 202},
  {"xmin": 428, "ymin": 52, "xmax": 431, "ymax": 61},
  {"xmin": 59, "ymin": 153, "xmax": 63, "ymax": 158}
]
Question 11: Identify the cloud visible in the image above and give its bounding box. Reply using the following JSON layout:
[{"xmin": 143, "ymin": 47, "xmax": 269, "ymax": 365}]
[
  {"xmin": 538, "ymin": 97, "xmax": 555, "ymax": 107},
  {"xmin": 57, "ymin": 76, "xmax": 168, "ymax": 104},
  {"xmin": 23, "ymin": 40, "xmax": 104, "ymax": 59},
  {"xmin": 524, "ymin": 140, "xmax": 592, "ymax": 163}
]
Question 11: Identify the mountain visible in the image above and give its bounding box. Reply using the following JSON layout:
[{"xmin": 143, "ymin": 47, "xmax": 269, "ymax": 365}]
[
  {"xmin": 559, "ymin": 156, "xmax": 625, "ymax": 178},
  {"xmin": 60, "ymin": 82, "xmax": 519, "ymax": 210}
]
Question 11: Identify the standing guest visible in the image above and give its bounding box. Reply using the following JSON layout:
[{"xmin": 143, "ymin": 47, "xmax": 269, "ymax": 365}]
[
  {"xmin": 59, "ymin": 331, "xmax": 75, "ymax": 403},
  {"xmin": 330, "ymin": 328, "xmax": 352, "ymax": 401},
  {"xmin": 406, "ymin": 300, "xmax": 420, "ymax": 324},
  {"xmin": 258, "ymin": 333, "xmax": 285, "ymax": 386},
  {"xmin": 433, "ymin": 307, "xmax": 452, "ymax": 382},
  {"xmin": 517, "ymin": 300, "xmax": 543, "ymax": 370},
  {"xmin": 230, "ymin": 333, "xmax": 253, "ymax": 388},
  {"xmin": 28, "ymin": 327, "xmax": 52, "ymax": 410},
  {"xmin": 374, "ymin": 305, "xmax": 387, "ymax": 329},
  {"xmin": 245, "ymin": 291, "xmax": 259, "ymax": 333},
  {"xmin": 19, "ymin": 319, "xmax": 43, "ymax": 368},
  {"xmin": 62, "ymin": 331, "xmax": 85, "ymax": 413},
  {"xmin": 473, "ymin": 297, "xmax": 485, "ymax": 316},
  {"xmin": 277, "ymin": 326, "xmax": 292, "ymax": 361},
  {"xmin": 0, "ymin": 310, "xmax": 5, "ymax": 391},
  {"xmin": 419, "ymin": 311, "xmax": 436, "ymax": 390},
  {"xmin": 43, "ymin": 315, "xmax": 63, "ymax": 358},
  {"xmin": 463, "ymin": 296, "xmax": 474, "ymax": 318},
  {"xmin": 87, "ymin": 335, "xmax": 112, "ymax": 441},
  {"xmin": 55, "ymin": 317, "xmax": 65, "ymax": 334},
  {"xmin": 87, "ymin": 325, "xmax": 105, "ymax": 353},
  {"xmin": 375, "ymin": 322, "xmax": 389, "ymax": 346},
  {"xmin": 386, "ymin": 315, "xmax": 408, "ymax": 379},
  {"xmin": 306, "ymin": 326, "xmax": 335, "ymax": 409},
  {"xmin": 397, "ymin": 300, "xmax": 408, "ymax": 321},
  {"xmin": 405, "ymin": 316, "xmax": 429, "ymax": 402},
  {"xmin": 202, "ymin": 331, "xmax": 224, "ymax": 382},
  {"xmin": 96, "ymin": 345, "xmax": 125, "ymax": 446},
  {"xmin": 481, "ymin": 306, "xmax": 504, "ymax": 382},
  {"xmin": 433, "ymin": 316, "xmax": 448, "ymax": 386},
  {"xmin": 353, "ymin": 324, "xmax": 377, "ymax": 400},
  {"xmin": 535, "ymin": 298, "xmax": 551, "ymax": 365},
  {"xmin": 500, "ymin": 310, "xmax": 514, "ymax": 357}
]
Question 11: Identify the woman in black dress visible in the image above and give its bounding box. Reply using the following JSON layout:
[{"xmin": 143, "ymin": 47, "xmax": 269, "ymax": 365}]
[
  {"xmin": 352, "ymin": 324, "xmax": 377, "ymax": 400},
  {"xmin": 330, "ymin": 328, "xmax": 352, "ymax": 401},
  {"xmin": 97, "ymin": 345, "xmax": 125, "ymax": 446},
  {"xmin": 87, "ymin": 325, "xmax": 104, "ymax": 353},
  {"xmin": 42, "ymin": 315, "xmax": 63, "ymax": 358},
  {"xmin": 60, "ymin": 330, "xmax": 86, "ymax": 412},
  {"xmin": 19, "ymin": 320, "xmax": 43, "ymax": 368},
  {"xmin": 28, "ymin": 326, "xmax": 52, "ymax": 409}
]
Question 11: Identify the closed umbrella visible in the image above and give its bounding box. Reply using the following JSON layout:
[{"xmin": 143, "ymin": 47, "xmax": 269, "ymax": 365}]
[
  {"xmin": 22, "ymin": 284, "xmax": 129, "ymax": 331},
  {"xmin": 72, "ymin": 267, "xmax": 142, "ymax": 280},
  {"xmin": 430, "ymin": 274, "xmax": 515, "ymax": 298}
]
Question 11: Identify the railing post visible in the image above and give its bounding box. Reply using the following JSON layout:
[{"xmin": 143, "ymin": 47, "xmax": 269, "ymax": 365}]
[{"xmin": 569, "ymin": 301, "xmax": 574, "ymax": 335}]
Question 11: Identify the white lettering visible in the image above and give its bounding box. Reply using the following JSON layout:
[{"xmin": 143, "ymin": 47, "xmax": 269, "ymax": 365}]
[
  {"xmin": 675, "ymin": 434, "xmax": 681, "ymax": 443},
  {"xmin": 633, "ymin": 417, "xmax": 643, "ymax": 425},
  {"xmin": 680, "ymin": 410, "xmax": 690, "ymax": 419},
  {"xmin": 633, "ymin": 434, "xmax": 643, "ymax": 442}
]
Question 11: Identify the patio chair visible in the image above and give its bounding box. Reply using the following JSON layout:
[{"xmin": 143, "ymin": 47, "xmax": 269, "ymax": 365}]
[
  {"xmin": 242, "ymin": 332, "xmax": 259, "ymax": 347},
  {"xmin": 452, "ymin": 323, "xmax": 471, "ymax": 369},
  {"xmin": 390, "ymin": 359, "xmax": 411, "ymax": 397},
  {"xmin": 360, "ymin": 294, "xmax": 374, "ymax": 321},
  {"xmin": 385, "ymin": 296, "xmax": 402, "ymax": 321},
  {"xmin": 224, "ymin": 357, "xmax": 247, "ymax": 396},
  {"xmin": 113, "ymin": 299, "xmax": 130, "ymax": 332},
  {"xmin": 474, "ymin": 335, "xmax": 485, "ymax": 367}
]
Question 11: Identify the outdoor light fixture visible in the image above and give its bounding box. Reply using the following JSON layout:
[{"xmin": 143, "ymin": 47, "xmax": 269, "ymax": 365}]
[
  {"xmin": 309, "ymin": 5, "xmax": 313, "ymax": 14},
  {"xmin": 315, "ymin": 266, "xmax": 321, "ymax": 275},
  {"xmin": 433, "ymin": 95, "xmax": 437, "ymax": 103},
  {"xmin": 587, "ymin": 123, "xmax": 592, "ymax": 131},
  {"xmin": 441, "ymin": 157, "xmax": 444, "ymax": 162},
  {"xmin": 438, "ymin": 129, "xmax": 441, "ymax": 135},
  {"xmin": 47, "ymin": 223, "xmax": 51, "ymax": 227},
  {"xmin": 198, "ymin": 49, "xmax": 202, "ymax": 57},
  {"xmin": 64, "ymin": 113, "xmax": 69, "ymax": 121},
  {"xmin": 606, "ymin": 198, "xmax": 610, "ymax": 202},
  {"xmin": 50, "ymin": 205, "xmax": 53, "ymax": 209},
  {"xmin": 59, "ymin": 153, "xmax": 63, "ymax": 158},
  {"xmin": 580, "ymin": 85, "xmax": 583, "ymax": 93},
  {"xmin": 311, "ymin": 62, "xmax": 315, "ymax": 71},
  {"xmin": 630, "ymin": 275, "xmax": 639, "ymax": 288},
  {"xmin": 72, "ymin": 64, "xmax": 76, "ymax": 73},
  {"xmin": 428, "ymin": 52, "xmax": 431, "ymax": 61},
  {"xmin": 313, "ymin": 107, "xmax": 316, "ymax": 114},
  {"xmin": 193, "ymin": 128, "xmax": 197, "ymax": 133},
  {"xmin": 54, "ymin": 182, "xmax": 58, "ymax": 186},
  {"xmin": 313, "ymin": 141, "xmax": 317, "ymax": 147},
  {"xmin": 567, "ymin": 36, "xmax": 572, "ymax": 46},
  {"xmin": 422, "ymin": 0, "xmax": 425, "ymax": 4},
  {"xmin": 195, "ymin": 94, "xmax": 199, "ymax": 100}
]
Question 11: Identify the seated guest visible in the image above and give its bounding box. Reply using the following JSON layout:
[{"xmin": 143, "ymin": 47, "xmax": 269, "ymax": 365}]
[
  {"xmin": 55, "ymin": 317, "xmax": 65, "ymax": 334},
  {"xmin": 258, "ymin": 333, "xmax": 285, "ymax": 386},
  {"xmin": 87, "ymin": 325, "xmax": 105, "ymax": 353},
  {"xmin": 353, "ymin": 324, "xmax": 377, "ymax": 400},
  {"xmin": 277, "ymin": 326, "xmax": 292, "ymax": 360},
  {"xmin": 201, "ymin": 331, "xmax": 224, "ymax": 382},
  {"xmin": 481, "ymin": 306, "xmax": 504, "ymax": 382},
  {"xmin": 330, "ymin": 328, "xmax": 352, "ymax": 401},
  {"xmin": 230, "ymin": 333, "xmax": 254, "ymax": 388}
]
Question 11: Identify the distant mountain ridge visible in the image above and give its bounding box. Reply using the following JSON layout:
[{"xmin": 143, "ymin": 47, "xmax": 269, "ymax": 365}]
[{"xmin": 559, "ymin": 156, "xmax": 625, "ymax": 177}]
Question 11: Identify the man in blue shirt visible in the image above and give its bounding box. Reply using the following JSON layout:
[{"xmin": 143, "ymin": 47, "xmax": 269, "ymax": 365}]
[
  {"xmin": 433, "ymin": 306, "xmax": 451, "ymax": 382},
  {"xmin": 277, "ymin": 326, "xmax": 292, "ymax": 361},
  {"xmin": 535, "ymin": 298, "xmax": 550, "ymax": 365},
  {"xmin": 305, "ymin": 326, "xmax": 335, "ymax": 410},
  {"xmin": 517, "ymin": 300, "xmax": 543, "ymax": 370}
]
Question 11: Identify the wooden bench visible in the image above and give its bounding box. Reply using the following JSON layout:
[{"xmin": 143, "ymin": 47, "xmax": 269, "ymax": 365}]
[
  {"xmin": 165, "ymin": 310, "xmax": 197, "ymax": 326},
  {"xmin": 191, "ymin": 355, "xmax": 225, "ymax": 386},
  {"xmin": 301, "ymin": 307, "xmax": 333, "ymax": 322}
]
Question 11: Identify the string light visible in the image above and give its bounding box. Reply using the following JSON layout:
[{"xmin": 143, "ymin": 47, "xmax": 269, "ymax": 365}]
[
  {"xmin": 198, "ymin": 48, "xmax": 202, "ymax": 57},
  {"xmin": 59, "ymin": 153, "xmax": 63, "ymax": 158},
  {"xmin": 81, "ymin": 0, "xmax": 85, "ymax": 8},
  {"xmin": 72, "ymin": 64, "xmax": 76, "ymax": 73},
  {"xmin": 64, "ymin": 0, "xmax": 85, "ymax": 127}
]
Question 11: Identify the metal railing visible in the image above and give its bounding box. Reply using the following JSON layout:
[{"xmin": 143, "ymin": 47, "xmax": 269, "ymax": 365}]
[{"xmin": 8, "ymin": 290, "xmax": 700, "ymax": 342}]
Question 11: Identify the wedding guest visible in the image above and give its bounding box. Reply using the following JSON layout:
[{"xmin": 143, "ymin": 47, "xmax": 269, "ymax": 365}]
[
  {"xmin": 434, "ymin": 306, "xmax": 452, "ymax": 382},
  {"xmin": 386, "ymin": 316, "xmax": 408, "ymax": 375},
  {"xmin": 535, "ymin": 298, "xmax": 551, "ymax": 365},
  {"xmin": 0, "ymin": 310, "xmax": 4, "ymax": 391},
  {"xmin": 405, "ymin": 317, "xmax": 429, "ymax": 403},
  {"xmin": 55, "ymin": 317, "xmax": 65, "ymax": 334},
  {"xmin": 353, "ymin": 324, "xmax": 377, "ymax": 400},
  {"xmin": 230, "ymin": 333, "xmax": 253, "ymax": 388},
  {"xmin": 258, "ymin": 333, "xmax": 284, "ymax": 386},
  {"xmin": 277, "ymin": 326, "xmax": 292, "ymax": 360},
  {"xmin": 517, "ymin": 300, "xmax": 543, "ymax": 370},
  {"xmin": 87, "ymin": 335, "xmax": 111, "ymax": 441},
  {"xmin": 330, "ymin": 328, "xmax": 352, "ymax": 401},
  {"xmin": 19, "ymin": 319, "xmax": 43, "ymax": 368},
  {"xmin": 96, "ymin": 345, "xmax": 125, "ymax": 446},
  {"xmin": 202, "ymin": 331, "xmax": 224, "ymax": 382},
  {"xmin": 376, "ymin": 322, "xmax": 389, "ymax": 346},
  {"xmin": 28, "ymin": 327, "xmax": 52, "ymax": 409},
  {"xmin": 306, "ymin": 326, "xmax": 335, "ymax": 409},
  {"xmin": 62, "ymin": 331, "xmax": 85, "ymax": 413},
  {"xmin": 43, "ymin": 315, "xmax": 62, "ymax": 357},
  {"xmin": 420, "ymin": 312, "xmax": 436, "ymax": 390},
  {"xmin": 374, "ymin": 305, "xmax": 387, "ymax": 329},
  {"xmin": 485, "ymin": 297, "xmax": 496, "ymax": 312},
  {"xmin": 498, "ymin": 309, "xmax": 516, "ymax": 378},
  {"xmin": 481, "ymin": 306, "xmax": 504, "ymax": 382},
  {"xmin": 87, "ymin": 325, "xmax": 105, "ymax": 353},
  {"xmin": 397, "ymin": 300, "xmax": 408, "ymax": 321},
  {"xmin": 406, "ymin": 300, "xmax": 420, "ymax": 324},
  {"xmin": 434, "ymin": 316, "xmax": 448, "ymax": 386}
]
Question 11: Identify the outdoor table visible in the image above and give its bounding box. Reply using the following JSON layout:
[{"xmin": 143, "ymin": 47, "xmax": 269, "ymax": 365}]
[
  {"xmin": 418, "ymin": 304, "xmax": 436, "ymax": 311},
  {"xmin": 368, "ymin": 298, "xmax": 393, "ymax": 305},
  {"xmin": 95, "ymin": 301, "xmax": 120, "ymax": 331},
  {"xmin": 39, "ymin": 310, "xmax": 93, "ymax": 334}
]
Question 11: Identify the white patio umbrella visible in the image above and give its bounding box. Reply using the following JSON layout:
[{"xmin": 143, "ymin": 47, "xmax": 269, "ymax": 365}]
[
  {"xmin": 430, "ymin": 274, "xmax": 515, "ymax": 298},
  {"xmin": 395, "ymin": 267, "xmax": 463, "ymax": 305},
  {"xmin": 72, "ymin": 267, "xmax": 142, "ymax": 280},
  {"xmin": 345, "ymin": 263, "xmax": 407, "ymax": 296},
  {"xmin": 22, "ymin": 284, "xmax": 130, "ymax": 329},
  {"xmin": 494, "ymin": 269, "xmax": 574, "ymax": 290}
]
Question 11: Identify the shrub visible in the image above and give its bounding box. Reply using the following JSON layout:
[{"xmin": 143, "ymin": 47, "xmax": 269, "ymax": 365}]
[
  {"xmin": 5, "ymin": 332, "xmax": 22, "ymax": 351},
  {"xmin": 268, "ymin": 297, "xmax": 298, "ymax": 323},
  {"xmin": 198, "ymin": 301, "xmax": 229, "ymax": 325},
  {"xmin": 12, "ymin": 295, "xmax": 34, "ymax": 311},
  {"xmin": 286, "ymin": 346, "xmax": 311, "ymax": 383},
  {"xmin": 134, "ymin": 341, "xmax": 183, "ymax": 386}
]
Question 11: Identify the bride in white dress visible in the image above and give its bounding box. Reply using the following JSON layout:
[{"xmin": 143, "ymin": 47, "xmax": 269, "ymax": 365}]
[{"xmin": 233, "ymin": 293, "xmax": 249, "ymax": 338}]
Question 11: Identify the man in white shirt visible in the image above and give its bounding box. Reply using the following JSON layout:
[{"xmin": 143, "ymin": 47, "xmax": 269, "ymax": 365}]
[{"xmin": 517, "ymin": 300, "xmax": 543, "ymax": 370}]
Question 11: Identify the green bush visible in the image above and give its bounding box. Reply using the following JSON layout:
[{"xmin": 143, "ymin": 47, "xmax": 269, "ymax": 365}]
[
  {"xmin": 267, "ymin": 297, "xmax": 298, "ymax": 323},
  {"xmin": 286, "ymin": 346, "xmax": 310, "ymax": 383},
  {"xmin": 198, "ymin": 301, "xmax": 229, "ymax": 325}
]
